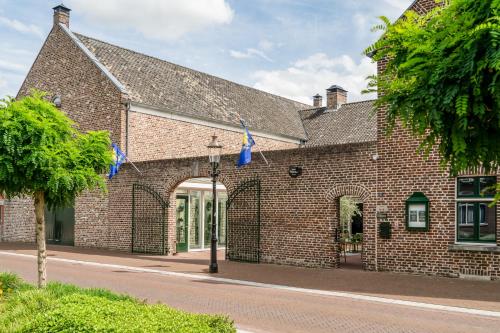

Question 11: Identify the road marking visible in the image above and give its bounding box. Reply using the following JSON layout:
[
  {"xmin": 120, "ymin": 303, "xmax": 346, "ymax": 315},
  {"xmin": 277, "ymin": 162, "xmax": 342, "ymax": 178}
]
[{"xmin": 1, "ymin": 251, "xmax": 500, "ymax": 319}]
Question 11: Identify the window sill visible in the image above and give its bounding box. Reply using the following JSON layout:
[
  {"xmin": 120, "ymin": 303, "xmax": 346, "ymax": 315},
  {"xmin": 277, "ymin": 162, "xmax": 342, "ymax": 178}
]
[{"xmin": 449, "ymin": 244, "xmax": 500, "ymax": 253}]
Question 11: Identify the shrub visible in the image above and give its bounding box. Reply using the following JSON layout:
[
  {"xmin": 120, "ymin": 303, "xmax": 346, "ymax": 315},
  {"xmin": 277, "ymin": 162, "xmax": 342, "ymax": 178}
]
[
  {"xmin": 0, "ymin": 273, "xmax": 33, "ymax": 298},
  {"xmin": 0, "ymin": 274, "xmax": 236, "ymax": 333}
]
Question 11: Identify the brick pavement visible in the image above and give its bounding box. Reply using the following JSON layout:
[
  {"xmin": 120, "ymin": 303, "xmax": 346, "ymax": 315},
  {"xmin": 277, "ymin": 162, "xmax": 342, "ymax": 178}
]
[
  {"xmin": 1, "ymin": 248, "xmax": 500, "ymax": 333},
  {"xmin": 0, "ymin": 243, "xmax": 499, "ymax": 313}
]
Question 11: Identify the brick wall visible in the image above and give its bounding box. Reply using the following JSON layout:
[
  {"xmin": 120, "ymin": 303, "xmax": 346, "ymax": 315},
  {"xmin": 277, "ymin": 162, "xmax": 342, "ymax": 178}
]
[
  {"xmin": 2, "ymin": 197, "xmax": 35, "ymax": 242},
  {"xmin": 4, "ymin": 22, "xmax": 300, "ymax": 246},
  {"xmin": 127, "ymin": 112, "xmax": 298, "ymax": 161},
  {"xmin": 4, "ymin": 23, "xmax": 127, "ymax": 245},
  {"xmin": 105, "ymin": 142, "xmax": 377, "ymax": 269},
  {"xmin": 408, "ymin": 0, "xmax": 441, "ymax": 14},
  {"xmin": 17, "ymin": 25, "xmax": 126, "ymax": 145},
  {"xmin": 74, "ymin": 190, "xmax": 110, "ymax": 248},
  {"xmin": 375, "ymin": 0, "xmax": 500, "ymax": 278}
]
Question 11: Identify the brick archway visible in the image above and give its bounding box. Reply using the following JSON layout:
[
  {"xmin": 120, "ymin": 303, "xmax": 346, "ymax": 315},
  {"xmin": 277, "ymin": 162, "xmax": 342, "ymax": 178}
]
[
  {"xmin": 325, "ymin": 183, "xmax": 371, "ymax": 202},
  {"xmin": 325, "ymin": 183, "xmax": 373, "ymax": 269},
  {"xmin": 165, "ymin": 171, "xmax": 234, "ymax": 255}
]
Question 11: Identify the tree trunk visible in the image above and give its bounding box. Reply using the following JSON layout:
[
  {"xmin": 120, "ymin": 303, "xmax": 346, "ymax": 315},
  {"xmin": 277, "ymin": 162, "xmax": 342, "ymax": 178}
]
[{"xmin": 34, "ymin": 191, "xmax": 47, "ymax": 288}]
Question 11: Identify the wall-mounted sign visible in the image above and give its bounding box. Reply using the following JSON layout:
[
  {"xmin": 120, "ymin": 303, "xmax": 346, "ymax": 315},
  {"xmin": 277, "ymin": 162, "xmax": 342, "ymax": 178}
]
[
  {"xmin": 405, "ymin": 192, "xmax": 430, "ymax": 231},
  {"xmin": 288, "ymin": 166, "xmax": 302, "ymax": 178}
]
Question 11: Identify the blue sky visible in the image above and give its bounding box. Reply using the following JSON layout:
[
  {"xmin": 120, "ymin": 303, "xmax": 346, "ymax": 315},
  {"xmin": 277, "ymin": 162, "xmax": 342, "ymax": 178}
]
[{"xmin": 0, "ymin": 0, "xmax": 413, "ymax": 104}]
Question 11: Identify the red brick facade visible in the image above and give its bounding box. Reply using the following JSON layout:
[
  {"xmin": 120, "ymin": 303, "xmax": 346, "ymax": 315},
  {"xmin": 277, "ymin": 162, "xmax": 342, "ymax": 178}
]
[
  {"xmin": 2, "ymin": 0, "xmax": 499, "ymax": 279},
  {"xmin": 375, "ymin": 0, "xmax": 500, "ymax": 278},
  {"xmin": 106, "ymin": 143, "xmax": 377, "ymax": 269},
  {"xmin": 127, "ymin": 112, "xmax": 297, "ymax": 161}
]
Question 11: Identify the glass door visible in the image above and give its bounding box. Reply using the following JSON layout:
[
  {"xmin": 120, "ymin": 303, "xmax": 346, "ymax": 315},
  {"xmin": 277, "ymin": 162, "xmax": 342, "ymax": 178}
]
[
  {"xmin": 218, "ymin": 193, "xmax": 227, "ymax": 246},
  {"xmin": 176, "ymin": 195, "xmax": 189, "ymax": 252},
  {"xmin": 204, "ymin": 193, "xmax": 213, "ymax": 249},
  {"xmin": 189, "ymin": 191, "xmax": 201, "ymax": 249}
]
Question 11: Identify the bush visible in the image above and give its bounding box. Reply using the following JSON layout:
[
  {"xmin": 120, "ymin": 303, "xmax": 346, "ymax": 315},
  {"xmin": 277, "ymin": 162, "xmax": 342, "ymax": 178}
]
[{"xmin": 0, "ymin": 273, "xmax": 235, "ymax": 333}]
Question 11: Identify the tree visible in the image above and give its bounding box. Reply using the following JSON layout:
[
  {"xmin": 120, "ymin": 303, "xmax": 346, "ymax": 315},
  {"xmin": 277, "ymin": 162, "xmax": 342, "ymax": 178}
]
[
  {"xmin": 364, "ymin": 0, "xmax": 500, "ymax": 200},
  {"xmin": 340, "ymin": 196, "xmax": 362, "ymax": 239},
  {"xmin": 0, "ymin": 91, "xmax": 112, "ymax": 287}
]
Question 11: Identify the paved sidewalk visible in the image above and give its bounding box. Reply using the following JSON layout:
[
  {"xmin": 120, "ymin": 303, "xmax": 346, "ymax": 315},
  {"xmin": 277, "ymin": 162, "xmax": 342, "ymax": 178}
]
[{"xmin": 1, "ymin": 242, "xmax": 499, "ymax": 312}]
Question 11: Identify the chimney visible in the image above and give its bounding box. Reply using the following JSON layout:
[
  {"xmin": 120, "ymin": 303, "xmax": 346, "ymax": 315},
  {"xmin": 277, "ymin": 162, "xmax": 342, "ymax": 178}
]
[
  {"xmin": 53, "ymin": 4, "xmax": 71, "ymax": 28},
  {"xmin": 313, "ymin": 94, "xmax": 322, "ymax": 107},
  {"xmin": 326, "ymin": 85, "xmax": 347, "ymax": 110}
]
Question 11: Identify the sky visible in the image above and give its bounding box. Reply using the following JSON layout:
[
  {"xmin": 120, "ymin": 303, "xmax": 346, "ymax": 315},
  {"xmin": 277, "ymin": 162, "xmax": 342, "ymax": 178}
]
[{"xmin": 0, "ymin": 0, "xmax": 413, "ymax": 105}]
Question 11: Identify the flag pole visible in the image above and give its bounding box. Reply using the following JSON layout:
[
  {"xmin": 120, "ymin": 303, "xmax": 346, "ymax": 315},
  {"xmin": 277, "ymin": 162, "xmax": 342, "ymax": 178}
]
[
  {"xmin": 124, "ymin": 156, "xmax": 143, "ymax": 175},
  {"xmin": 256, "ymin": 145, "xmax": 269, "ymax": 166}
]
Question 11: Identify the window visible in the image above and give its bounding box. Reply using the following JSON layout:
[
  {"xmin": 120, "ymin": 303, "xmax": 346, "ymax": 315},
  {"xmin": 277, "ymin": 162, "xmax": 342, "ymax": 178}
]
[
  {"xmin": 456, "ymin": 177, "xmax": 496, "ymax": 243},
  {"xmin": 406, "ymin": 192, "xmax": 429, "ymax": 231}
]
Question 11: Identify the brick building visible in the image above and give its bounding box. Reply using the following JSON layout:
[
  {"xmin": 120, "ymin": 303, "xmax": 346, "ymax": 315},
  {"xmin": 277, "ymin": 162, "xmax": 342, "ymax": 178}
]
[{"xmin": 2, "ymin": 1, "xmax": 499, "ymax": 279}]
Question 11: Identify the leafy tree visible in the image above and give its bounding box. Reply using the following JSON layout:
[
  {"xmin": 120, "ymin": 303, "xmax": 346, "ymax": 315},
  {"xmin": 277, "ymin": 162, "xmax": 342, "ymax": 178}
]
[
  {"xmin": 340, "ymin": 196, "xmax": 362, "ymax": 239},
  {"xmin": 364, "ymin": 0, "xmax": 500, "ymax": 200},
  {"xmin": 0, "ymin": 91, "xmax": 112, "ymax": 287}
]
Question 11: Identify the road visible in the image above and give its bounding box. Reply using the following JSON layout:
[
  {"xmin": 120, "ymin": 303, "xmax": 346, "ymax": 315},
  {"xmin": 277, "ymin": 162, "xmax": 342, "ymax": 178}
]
[{"xmin": 1, "ymin": 253, "xmax": 499, "ymax": 333}]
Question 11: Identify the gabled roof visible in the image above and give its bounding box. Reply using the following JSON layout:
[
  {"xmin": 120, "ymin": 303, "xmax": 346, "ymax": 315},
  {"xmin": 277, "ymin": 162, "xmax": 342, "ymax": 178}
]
[
  {"xmin": 299, "ymin": 100, "xmax": 376, "ymax": 147},
  {"xmin": 74, "ymin": 33, "xmax": 309, "ymax": 140}
]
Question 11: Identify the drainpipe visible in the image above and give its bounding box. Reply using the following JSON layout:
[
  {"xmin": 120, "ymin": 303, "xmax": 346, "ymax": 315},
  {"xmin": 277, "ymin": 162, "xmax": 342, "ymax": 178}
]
[{"xmin": 125, "ymin": 101, "xmax": 130, "ymax": 156}]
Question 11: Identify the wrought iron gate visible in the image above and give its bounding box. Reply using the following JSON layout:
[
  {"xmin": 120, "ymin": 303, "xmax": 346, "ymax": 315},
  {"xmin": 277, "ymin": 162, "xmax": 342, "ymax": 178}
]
[
  {"xmin": 132, "ymin": 184, "xmax": 168, "ymax": 254},
  {"xmin": 226, "ymin": 179, "xmax": 261, "ymax": 263}
]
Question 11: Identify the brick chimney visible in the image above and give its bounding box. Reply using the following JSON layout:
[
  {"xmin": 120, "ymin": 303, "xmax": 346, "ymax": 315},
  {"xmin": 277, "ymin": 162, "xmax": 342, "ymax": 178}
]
[
  {"xmin": 313, "ymin": 94, "xmax": 322, "ymax": 107},
  {"xmin": 53, "ymin": 4, "xmax": 71, "ymax": 28},
  {"xmin": 326, "ymin": 85, "xmax": 347, "ymax": 110}
]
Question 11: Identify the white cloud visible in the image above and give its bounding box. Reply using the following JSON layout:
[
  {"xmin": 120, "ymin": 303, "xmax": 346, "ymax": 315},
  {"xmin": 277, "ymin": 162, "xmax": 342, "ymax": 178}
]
[
  {"xmin": 382, "ymin": 0, "xmax": 413, "ymax": 12},
  {"xmin": 0, "ymin": 59, "xmax": 28, "ymax": 73},
  {"xmin": 67, "ymin": 0, "xmax": 234, "ymax": 41},
  {"xmin": 258, "ymin": 39, "xmax": 274, "ymax": 51},
  {"xmin": 0, "ymin": 16, "xmax": 43, "ymax": 38},
  {"xmin": 252, "ymin": 53, "xmax": 376, "ymax": 104},
  {"xmin": 0, "ymin": 77, "xmax": 6, "ymax": 89},
  {"xmin": 229, "ymin": 48, "xmax": 272, "ymax": 62}
]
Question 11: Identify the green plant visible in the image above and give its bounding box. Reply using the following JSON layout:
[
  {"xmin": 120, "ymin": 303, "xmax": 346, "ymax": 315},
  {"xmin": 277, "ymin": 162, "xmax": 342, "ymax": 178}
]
[
  {"xmin": 340, "ymin": 196, "xmax": 362, "ymax": 239},
  {"xmin": 0, "ymin": 91, "xmax": 113, "ymax": 287},
  {"xmin": 364, "ymin": 0, "xmax": 500, "ymax": 202},
  {"xmin": 0, "ymin": 273, "xmax": 32, "ymax": 298},
  {"xmin": 352, "ymin": 233, "xmax": 363, "ymax": 244},
  {"xmin": 0, "ymin": 274, "xmax": 236, "ymax": 333}
]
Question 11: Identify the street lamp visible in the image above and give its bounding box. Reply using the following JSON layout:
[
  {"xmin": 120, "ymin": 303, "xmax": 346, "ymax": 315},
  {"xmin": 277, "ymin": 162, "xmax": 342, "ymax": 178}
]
[{"xmin": 207, "ymin": 134, "xmax": 223, "ymax": 273}]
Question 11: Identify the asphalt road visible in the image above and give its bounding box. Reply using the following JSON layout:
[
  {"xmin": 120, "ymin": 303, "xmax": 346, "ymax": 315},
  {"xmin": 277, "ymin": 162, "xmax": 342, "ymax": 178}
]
[{"xmin": 1, "ymin": 254, "xmax": 499, "ymax": 333}]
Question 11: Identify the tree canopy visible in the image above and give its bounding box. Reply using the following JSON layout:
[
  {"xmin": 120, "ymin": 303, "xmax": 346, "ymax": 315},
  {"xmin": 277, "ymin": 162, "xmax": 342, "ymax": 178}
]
[
  {"xmin": 364, "ymin": 0, "xmax": 499, "ymax": 196},
  {"xmin": 0, "ymin": 91, "xmax": 112, "ymax": 208},
  {"xmin": 0, "ymin": 90, "xmax": 112, "ymax": 287}
]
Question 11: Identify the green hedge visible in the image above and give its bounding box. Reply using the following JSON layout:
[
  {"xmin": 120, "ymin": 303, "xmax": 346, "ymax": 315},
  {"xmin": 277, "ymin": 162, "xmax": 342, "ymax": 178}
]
[{"xmin": 0, "ymin": 273, "xmax": 235, "ymax": 333}]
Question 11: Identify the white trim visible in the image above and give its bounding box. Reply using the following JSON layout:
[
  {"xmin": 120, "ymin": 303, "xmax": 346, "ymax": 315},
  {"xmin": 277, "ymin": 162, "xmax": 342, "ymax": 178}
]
[
  {"xmin": 456, "ymin": 198, "xmax": 495, "ymax": 202},
  {"xmin": 2, "ymin": 251, "xmax": 500, "ymax": 319},
  {"xmin": 454, "ymin": 242, "xmax": 494, "ymax": 246},
  {"xmin": 58, "ymin": 24, "xmax": 127, "ymax": 94},
  {"xmin": 178, "ymin": 182, "xmax": 226, "ymax": 191},
  {"xmin": 129, "ymin": 103, "xmax": 302, "ymax": 145}
]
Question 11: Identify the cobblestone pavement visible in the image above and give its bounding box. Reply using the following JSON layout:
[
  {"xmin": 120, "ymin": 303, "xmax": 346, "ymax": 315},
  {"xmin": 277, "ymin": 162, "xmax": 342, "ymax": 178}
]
[{"xmin": 1, "ymin": 246, "xmax": 500, "ymax": 332}]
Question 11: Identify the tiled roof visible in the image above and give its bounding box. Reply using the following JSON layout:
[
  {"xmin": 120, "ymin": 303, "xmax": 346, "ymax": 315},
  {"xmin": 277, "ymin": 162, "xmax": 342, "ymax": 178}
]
[
  {"xmin": 299, "ymin": 100, "xmax": 377, "ymax": 147},
  {"xmin": 74, "ymin": 33, "xmax": 309, "ymax": 140}
]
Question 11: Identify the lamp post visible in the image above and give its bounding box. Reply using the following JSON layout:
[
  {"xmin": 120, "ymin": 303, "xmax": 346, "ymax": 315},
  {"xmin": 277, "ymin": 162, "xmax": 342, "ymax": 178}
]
[{"xmin": 207, "ymin": 135, "xmax": 223, "ymax": 273}]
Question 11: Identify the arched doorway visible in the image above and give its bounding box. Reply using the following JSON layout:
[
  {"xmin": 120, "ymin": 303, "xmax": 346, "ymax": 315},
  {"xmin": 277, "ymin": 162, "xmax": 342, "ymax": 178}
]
[
  {"xmin": 327, "ymin": 184, "xmax": 372, "ymax": 270},
  {"xmin": 338, "ymin": 195, "xmax": 363, "ymax": 269},
  {"xmin": 173, "ymin": 178, "xmax": 228, "ymax": 253}
]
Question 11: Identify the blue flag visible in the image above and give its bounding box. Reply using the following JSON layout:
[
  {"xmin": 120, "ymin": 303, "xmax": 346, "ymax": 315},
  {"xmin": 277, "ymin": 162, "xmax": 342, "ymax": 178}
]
[
  {"xmin": 109, "ymin": 143, "xmax": 127, "ymax": 179},
  {"xmin": 237, "ymin": 121, "xmax": 255, "ymax": 168}
]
